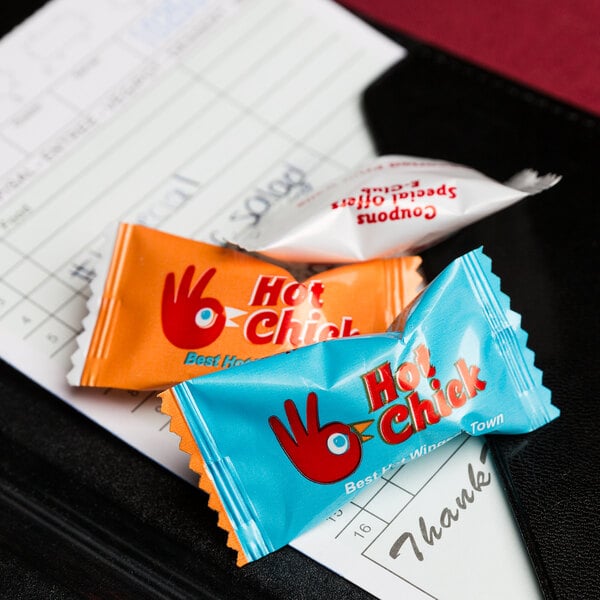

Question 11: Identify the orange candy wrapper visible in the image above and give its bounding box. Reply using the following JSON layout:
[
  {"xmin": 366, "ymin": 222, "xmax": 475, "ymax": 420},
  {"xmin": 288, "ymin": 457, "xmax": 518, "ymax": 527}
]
[{"xmin": 68, "ymin": 223, "xmax": 422, "ymax": 391}]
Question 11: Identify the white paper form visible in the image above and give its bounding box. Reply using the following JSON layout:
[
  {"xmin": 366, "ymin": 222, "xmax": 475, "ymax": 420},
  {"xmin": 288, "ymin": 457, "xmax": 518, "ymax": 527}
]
[{"xmin": 0, "ymin": 1, "xmax": 541, "ymax": 598}]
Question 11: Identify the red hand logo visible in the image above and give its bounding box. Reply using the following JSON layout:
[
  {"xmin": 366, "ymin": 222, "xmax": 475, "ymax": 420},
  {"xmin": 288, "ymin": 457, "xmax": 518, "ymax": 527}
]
[
  {"xmin": 161, "ymin": 265, "xmax": 226, "ymax": 349},
  {"xmin": 269, "ymin": 392, "xmax": 364, "ymax": 484}
]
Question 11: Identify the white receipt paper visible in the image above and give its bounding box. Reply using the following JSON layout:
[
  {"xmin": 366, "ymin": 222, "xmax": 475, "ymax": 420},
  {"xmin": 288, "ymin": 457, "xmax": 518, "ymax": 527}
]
[{"xmin": 0, "ymin": 1, "xmax": 541, "ymax": 598}]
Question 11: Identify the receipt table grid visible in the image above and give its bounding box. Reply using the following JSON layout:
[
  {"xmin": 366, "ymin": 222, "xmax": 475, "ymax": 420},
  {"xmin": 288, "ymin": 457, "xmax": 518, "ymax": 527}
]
[
  {"xmin": 0, "ymin": 1, "xmax": 382, "ymax": 366},
  {"xmin": 326, "ymin": 438, "xmax": 468, "ymax": 557}
]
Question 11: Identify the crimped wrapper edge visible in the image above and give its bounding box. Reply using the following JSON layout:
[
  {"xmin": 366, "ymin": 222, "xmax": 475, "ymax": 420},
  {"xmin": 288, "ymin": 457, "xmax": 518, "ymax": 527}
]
[{"xmin": 159, "ymin": 388, "xmax": 248, "ymax": 566}]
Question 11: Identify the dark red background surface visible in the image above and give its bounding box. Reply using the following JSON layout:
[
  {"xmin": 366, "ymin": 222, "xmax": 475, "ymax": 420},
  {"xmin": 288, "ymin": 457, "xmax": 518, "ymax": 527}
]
[{"xmin": 340, "ymin": 0, "xmax": 600, "ymax": 117}]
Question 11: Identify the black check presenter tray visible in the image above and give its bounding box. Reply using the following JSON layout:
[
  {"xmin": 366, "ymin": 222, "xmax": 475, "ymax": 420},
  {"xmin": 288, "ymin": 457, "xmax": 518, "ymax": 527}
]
[{"xmin": 1, "ymin": 10, "xmax": 598, "ymax": 600}]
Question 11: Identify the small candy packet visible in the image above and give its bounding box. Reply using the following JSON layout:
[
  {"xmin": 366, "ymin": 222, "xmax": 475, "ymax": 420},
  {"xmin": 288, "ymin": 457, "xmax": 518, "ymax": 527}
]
[
  {"xmin": 230, "ymin": 155, "xmax": 561, "ymax": 262},
  {"xmin": 68, "ymin": 223, "xmax": 422, "ymax": 391},
  {"xmin": 160, "ymin": 248, "xmax": 558, "ymax": 565}
]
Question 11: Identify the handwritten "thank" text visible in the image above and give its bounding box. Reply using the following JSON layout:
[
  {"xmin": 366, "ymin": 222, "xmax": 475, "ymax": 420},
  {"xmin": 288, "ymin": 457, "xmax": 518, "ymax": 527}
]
[{"xmin": 388, "ymin": 443, "xmax": 492, "ymax": 562}]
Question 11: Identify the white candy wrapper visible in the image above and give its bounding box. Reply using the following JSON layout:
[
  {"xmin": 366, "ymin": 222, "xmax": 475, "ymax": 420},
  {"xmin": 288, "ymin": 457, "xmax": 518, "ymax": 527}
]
[{"xmin": 231, "ymin": 155, "xmax": 561, "ymax": 263}]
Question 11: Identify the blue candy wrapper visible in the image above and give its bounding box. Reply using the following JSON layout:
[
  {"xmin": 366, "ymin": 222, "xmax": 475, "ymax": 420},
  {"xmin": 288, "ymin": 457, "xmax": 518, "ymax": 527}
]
[{"xmin": 160, "ymin": 248, "xmax": 559, "ymax": 565}]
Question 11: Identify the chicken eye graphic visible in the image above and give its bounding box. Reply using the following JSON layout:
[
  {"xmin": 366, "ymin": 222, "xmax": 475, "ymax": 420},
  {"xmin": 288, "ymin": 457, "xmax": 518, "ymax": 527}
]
[
  {"xmin": 161, "ymin": 265, "xmax": 226, "ymax": 349},
  {"xmin": 268, "ymin": 392, "xmax": 373, "ymax": 484},
  {"xmin": 195, "ymin": 307, "xmax": 218, "ymax": 329},
  {"xmin": 327, "ymin": 432, "xmax": 350, "ymax": 455}
]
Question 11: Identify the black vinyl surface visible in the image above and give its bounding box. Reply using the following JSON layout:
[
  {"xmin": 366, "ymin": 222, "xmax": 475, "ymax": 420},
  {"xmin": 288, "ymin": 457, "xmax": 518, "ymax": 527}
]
[
  {"xmin": 362, "ymin": 40, "xmax": 599, "ymax": 600},
  {"xmin": 2, "ymin": 4, "xmax": 599, "ymax": 600}
]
